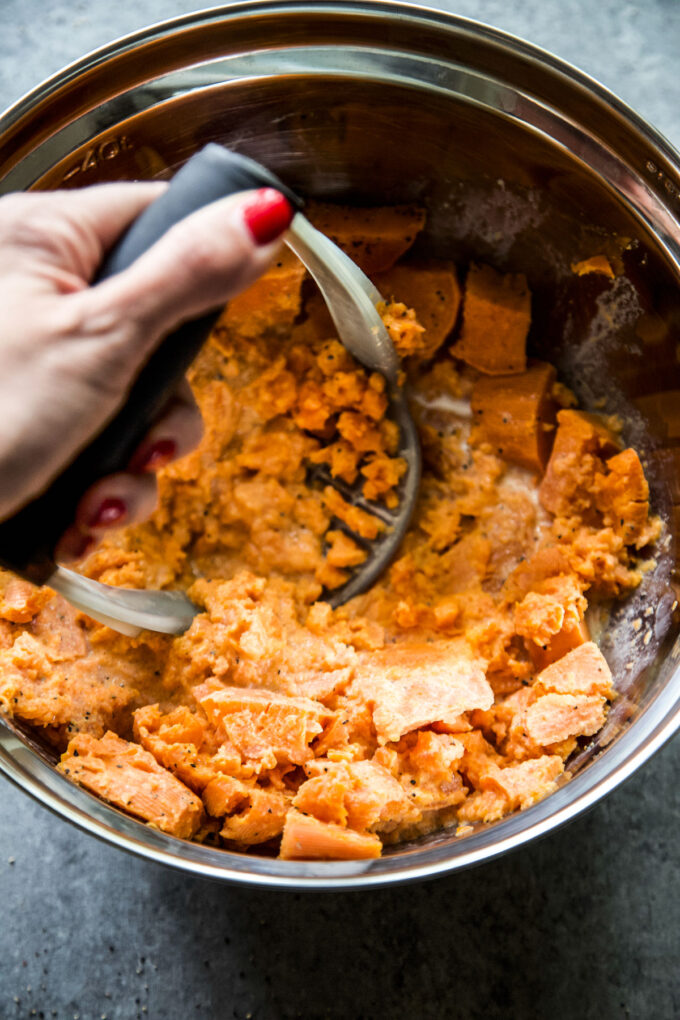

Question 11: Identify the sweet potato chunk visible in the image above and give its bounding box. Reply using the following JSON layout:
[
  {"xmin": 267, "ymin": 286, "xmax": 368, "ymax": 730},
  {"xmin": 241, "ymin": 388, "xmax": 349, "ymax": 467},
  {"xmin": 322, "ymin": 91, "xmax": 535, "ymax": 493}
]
[
  {"xmin": 571, "ymin": 255, "xmax": 615, "ymax": 279},
  {"xmin": 133, "ymin": 703, "xmax": 218, "ymax": 791},
  {"xmin": 376, "ymin": 731, "xmax": 466, "ymax": 813},
  {"xmin": 533, "ymin": 641, "xmax": 614, "ymax": 699},
  {"xmin": 528, "ymin": 616, "xmax": 591, "ymax": 672},
  {"xmin": 539, "ymin": 410, "xmax": 620, "ymax": 517},
  {"xmin": 451, "ymin": 263, "xmax": 531, "ymax": 375},
  {"xmin": 457, "ymin": 788, "xmax": 509, "ymax": 823},
  {"xmin": 523, "ymin": 642, "xmax": 613, "ymax": 745},
  {"xmin": 322, "ymin": 485, "xmax": 383, "ymax": 540},
  {"xmin": 595, "ymin": 448, "xmax": 650, "ymax": 547},
  {"xmin": 279, "ymin": 809, "xmax": 382, "ymax": 860},
  {"xmin": 471, "ymin": 360, "xmax": 558, "ymax": 471},
  {"xmin": 0, "ymin": 630, "xmax": 134, "ymax": 735},
  {"xmin": 195, "ymin": 685, "xmax": 335, "ymax": 768},
  {"xmin": 296, "ymin": 759, "xmax": 418, "ymax": 832},
  {"xmin": 373, "ymin": 263, "xmax": 461, "ymax": 360},
  {"xmin": 203, "ymin": 774, "xmax": 249, "ymax": 817},
  {"xmin": 217, "ymin": 248, "xmax": 306, "ymax": 339},
  {"xmin": 324, "ymin": 530, "xmax": 367, "ymax": 569},
  {"xmin": 514, "ymin": 575, "xmax": 590, "ymax": 670},
  {"xmin": 489, "ymin": 643, "xmax": 613, "ymax": 757},
  {"xmin": 481, "ymin": 755, "xmax": 564, "ymax": 809},
  {"xmin": 502, "ymin": 546, "xmax": 573, "ymax": 604},
  {"xmin": 354, "ymin": 642, "xmax": 492, "ymax": 743},
  {"xmin": 514, "ymin": 591, "xmax": 567, "ymax": 649},
  {"xmin": 380, "ymin": 301, "xmax": 426, "ymax": 357},
  {"xmin": 58, "ymin": 732, "xmax": 203, "ymax": 839},
  {"xmin": 524, "ymin": 693, "xmax": 606, "ymax": 745},
  {"xmin": 201, "ymin": 773, "xmax": 289, "ymax": 844},
  {"xmin": 220, "ymin": 787, "xmax": 289, "ymax": 844},
  {"xmin": 293, "ymin": 768, "xmax": 350, "ymax": 827},
  {"xmin": 0, "ymin": 572, "xmax": 49, "ymax": 623},
  {"xmin": 306, "ymin": 201, "xmax": 425, "ymax": 274}
]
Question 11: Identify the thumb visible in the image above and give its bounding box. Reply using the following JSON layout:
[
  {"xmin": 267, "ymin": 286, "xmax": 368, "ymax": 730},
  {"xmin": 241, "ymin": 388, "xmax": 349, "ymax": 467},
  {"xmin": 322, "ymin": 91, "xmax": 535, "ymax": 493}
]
[{"xmin": 75, "ymin": 187, "xmax": 294, "ymax": 348}]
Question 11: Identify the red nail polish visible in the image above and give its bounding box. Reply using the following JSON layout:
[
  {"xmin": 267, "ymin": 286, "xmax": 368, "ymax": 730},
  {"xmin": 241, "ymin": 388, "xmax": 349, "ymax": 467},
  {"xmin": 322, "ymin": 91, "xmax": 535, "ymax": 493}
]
[
  {"xmin": 131, "ymin": 438, "xmax": 177, "ymax": 473},
  {"xmin": 242, "ymin": 188, "xmax": 294, "ymax": 246},
  {"xmin": 88, "ymin": 497, "xmax": 127, "ymax": 528}
]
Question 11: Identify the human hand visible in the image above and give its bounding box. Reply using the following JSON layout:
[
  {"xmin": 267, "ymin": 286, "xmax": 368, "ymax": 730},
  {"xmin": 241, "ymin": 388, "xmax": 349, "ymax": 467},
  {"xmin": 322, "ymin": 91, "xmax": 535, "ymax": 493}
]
[{"xmin": 0, "ymin": 182, "xmax": 293, "ymax": 559}]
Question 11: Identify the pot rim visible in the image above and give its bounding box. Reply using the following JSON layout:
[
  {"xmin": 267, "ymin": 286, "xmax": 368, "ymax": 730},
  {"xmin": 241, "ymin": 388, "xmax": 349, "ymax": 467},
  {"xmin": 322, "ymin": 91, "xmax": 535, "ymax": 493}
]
[{"xmin": 2, "ymin": 0, "xmax": 680, "ymax": 172}]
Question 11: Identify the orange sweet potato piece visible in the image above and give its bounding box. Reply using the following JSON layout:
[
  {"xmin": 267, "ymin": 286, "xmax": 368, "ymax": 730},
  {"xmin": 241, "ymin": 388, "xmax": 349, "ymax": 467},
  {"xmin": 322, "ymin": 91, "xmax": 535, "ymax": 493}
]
[
  {"xmin": 203, "ymin": 774, "xmax": 250, "ymax": 817},
  {"xmin": 342, "ymin": 760, "xmax": 419, "ymax": 831},
  {"xmin": 571, "ymin": 255, "xmax": 615, "ymax": 279},
  {"xmin": 514, "ymin": 574, "xmax": 590, "ymax": 670},
  {"xmin": 135, "ymin": 703, "xmax": 207, "ymax": 748},
  {"xmin": 306, "ymin": 201, "xmax": 426, "ymax": 274},
  {"xmin": 380, "ymin": 301, "xmax": 426, "ymax": 357},
  {"xmin": 0, "ymin": 571, "xmax": 50, "ymax": 623},
  {"xmin": 457, "ymin": 729, "xmax": 501, "ymax": 785},
  {"xmin": 502, "ymin": 546, "xmax": 573, "ymax": 604},
  {"xmin": 195, "ymin": 685, "xmax": 335, "ymax": 768},
  {"xmin": 533, "ymin": 641, "xmax": 614, "ymax": 699},
  {"xmin": 0, "ymin": 619, "xmax": 14, "ymax": 654},
  {"xmin": 293, "ymin": 769, "xmax": 350, "ymax": 826},
  {"xmin": 378, "ymin": 731, "xmax": 466, "ymax": 813},
  {"xmin": 457, "ymin": 788, "xmax": 509, "ymax": 823},
  {"xmin": 322, "ymin": 485, "xmax": 383, "ymax": 540},
  {"xmin": 520, "ymin": 642, "xmax": 614, "ymax": 746},
  {"xmin": 372, "ymin": 263, "xmax": 462, "ymax": 360},
  {"xmin": 309, "ymin": 440, "xmax": 361, "ymax": 484},
  {"xmin": 336, "ymin": 410, "xmax": 384, "ymax": 453},
  {"xmin": 471, "ymin": 360, "xmax": 558, "ymax": 472},
  {"xmin": 451, "ymin": 263, "xmax": 531, "ymax": 375},
  {"xmin": 480, "ymin": 755, "xmax": 564, "ymax": 809},
  {"xmin": 528, "ymin": 616, "xmax": 591, "ymax": 672},
  {"xmin": 324, "ymin": 530, "xmax": 367, "ymax": 569},
  {"xmin": 132, "ymin": 703, "xmax": 236, "ymax": 791},
  {"xmin": 478, "ymin": 687, "xmax": 537, "ymax": 760},
  {"xmin": 0, "ymin": 630, "xmax": 135, "ymax": 735},
  {"xmin": 491, "ymin": 639, "xmax": 613, "ymax": 756},
  {"xmin": 58, "ymin": 732, "xmax": 204, "ymax": 839},
  {"xmin": 29, "ymin": 596, "xmax": 89, "ymax": 661},
  {"xmin": 354, "ymin": 642, "xmax": 492, "ymax": 744},
  {"xmin": 595, "ymin": 448, "xmax": 651, "ymax": 546},
  {"xmin": 297, "ymin": 759, "xmax": 419, "ymax": 832},
  {"xmin": 220, "ymin": 786, "xmax": 289, "ymax": 844},
  {"xmin": 514, "ymin": 591, "xmax": 568, "ymax": 649},
  {"xmin": 216, "ymin": 247, "xmax": 306, "ymax": 339},
  {"xmin": 201, "ymin": 773, "xmax": 289, "ymax": 844},
  {"xmin": 524, "ymin": 693, "xmax": 606, "ymax": 745},
  {"xmin": 360, "ymin": 454, "xmax": 407, "ymax": 503},
  {"xmin": 539, "ymin": 409, "xmax": 620, "ymax": 517},
  {"xmin": 279, "ymin": 808, "xmax": 382, "ymax": 860}
]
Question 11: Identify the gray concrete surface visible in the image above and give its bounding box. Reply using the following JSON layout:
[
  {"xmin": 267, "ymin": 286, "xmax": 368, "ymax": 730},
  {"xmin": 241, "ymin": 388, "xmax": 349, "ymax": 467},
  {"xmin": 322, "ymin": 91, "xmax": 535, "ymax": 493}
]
[{"xmin": 1, "ymin": 1, "xmax": 680, "ymax": 1018}]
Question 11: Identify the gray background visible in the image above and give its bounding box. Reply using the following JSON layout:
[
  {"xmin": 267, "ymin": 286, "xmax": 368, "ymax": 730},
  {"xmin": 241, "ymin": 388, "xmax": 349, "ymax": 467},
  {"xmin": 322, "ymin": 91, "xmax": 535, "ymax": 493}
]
[{"xmin": 1, "ymin": 1, "xmax": 679, "ymax": 1018}]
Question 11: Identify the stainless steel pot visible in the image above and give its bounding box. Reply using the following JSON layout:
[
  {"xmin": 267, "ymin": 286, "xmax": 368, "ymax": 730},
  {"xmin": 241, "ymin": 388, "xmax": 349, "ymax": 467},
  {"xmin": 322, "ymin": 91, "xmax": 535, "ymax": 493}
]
[{"xmin": 1, "ymin": 1, "xmax": 680, "ymax": 889}]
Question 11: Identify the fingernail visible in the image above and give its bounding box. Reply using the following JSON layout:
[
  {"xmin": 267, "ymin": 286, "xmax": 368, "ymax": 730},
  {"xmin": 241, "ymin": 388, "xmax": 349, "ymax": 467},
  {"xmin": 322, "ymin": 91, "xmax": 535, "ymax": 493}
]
[
  {"xmin": 87, "ymin": 497, "xmax": 127, "ymax": 528},
  {"xmin": 242, "ymin": 188, "xmax": 294, "ymax": 246},
  {"xmin": 130, "ymin": 438, "xmax": 177, "ymax": 473}
]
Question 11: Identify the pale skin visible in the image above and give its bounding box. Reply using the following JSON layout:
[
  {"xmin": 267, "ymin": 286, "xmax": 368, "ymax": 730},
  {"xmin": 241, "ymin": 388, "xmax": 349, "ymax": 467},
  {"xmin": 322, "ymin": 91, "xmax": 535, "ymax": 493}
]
[{"xmin": 0, "ymin": 183, "xmax": 287, "ymax": 559}]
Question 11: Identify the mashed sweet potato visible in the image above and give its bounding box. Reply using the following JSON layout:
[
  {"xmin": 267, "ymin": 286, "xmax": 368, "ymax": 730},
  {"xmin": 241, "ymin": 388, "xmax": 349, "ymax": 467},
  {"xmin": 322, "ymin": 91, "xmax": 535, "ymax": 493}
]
[{"xmin": 0, "ymin": 204, "xmax": 661, "ymax": 859}]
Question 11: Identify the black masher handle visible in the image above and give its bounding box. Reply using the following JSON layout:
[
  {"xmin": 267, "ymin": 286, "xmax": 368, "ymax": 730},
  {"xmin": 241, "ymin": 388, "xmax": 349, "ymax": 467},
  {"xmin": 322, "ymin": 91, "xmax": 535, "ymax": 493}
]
[{"xmin": 0, "ymin": 144, "xmax": 302, "ymax": 584}]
